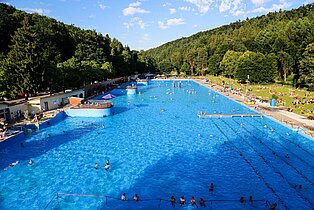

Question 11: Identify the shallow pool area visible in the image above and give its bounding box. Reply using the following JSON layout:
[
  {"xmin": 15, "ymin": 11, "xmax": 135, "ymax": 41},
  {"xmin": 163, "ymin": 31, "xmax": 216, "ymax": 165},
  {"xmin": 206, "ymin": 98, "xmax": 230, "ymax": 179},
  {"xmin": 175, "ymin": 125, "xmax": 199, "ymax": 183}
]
[{"xmin": 0, "ymin": 80, "xmax": 313, "ymax": 210}]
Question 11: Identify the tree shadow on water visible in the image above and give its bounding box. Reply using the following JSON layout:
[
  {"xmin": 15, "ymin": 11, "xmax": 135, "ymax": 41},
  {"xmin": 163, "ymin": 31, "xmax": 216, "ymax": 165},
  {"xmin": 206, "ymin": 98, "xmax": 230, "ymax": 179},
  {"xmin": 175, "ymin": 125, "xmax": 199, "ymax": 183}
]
[
  {"xmin": 97, "ymin": 145, "xmax": 266, "ymax": 210},
  {"xmin": 111, "ymin": 106, "xmax": 131, "ymax": 115},
  {"xmin": 0, "ymin": 125, "xmax": 95, "ymax": 170}
]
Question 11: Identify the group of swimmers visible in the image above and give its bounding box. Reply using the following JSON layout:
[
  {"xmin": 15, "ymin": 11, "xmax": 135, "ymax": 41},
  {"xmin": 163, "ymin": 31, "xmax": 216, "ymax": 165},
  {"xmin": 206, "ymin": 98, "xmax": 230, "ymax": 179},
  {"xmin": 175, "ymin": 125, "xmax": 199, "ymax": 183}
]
[
  {"xmin": 239, "ymin": 196, "xmax": 253, "ymax": 203},
  {"xmin": 95, "ymin": 160, "xmax": 110, "ymax": 170},
  {"xmin": 170, "ymin": 196, "xmax": 206, "ymax": 208},
  {"xmin": 120, "ymin": 193, "xmax": 139, "ymax": 201},
  {"xmin": 168, "ymin": 184, "xmax": 214, "ymax": 208},
  {"xmin": 4, "ymin": 159, "xmax": 33, "ymax": 170}
]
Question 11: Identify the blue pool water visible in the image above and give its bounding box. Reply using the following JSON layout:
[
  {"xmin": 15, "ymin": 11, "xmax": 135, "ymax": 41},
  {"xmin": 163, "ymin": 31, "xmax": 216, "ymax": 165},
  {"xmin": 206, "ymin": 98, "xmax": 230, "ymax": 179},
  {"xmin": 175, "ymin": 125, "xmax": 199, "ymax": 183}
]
[{"xmin": 0, "ymin": 80, "xmax": 313, "ymax": 210}]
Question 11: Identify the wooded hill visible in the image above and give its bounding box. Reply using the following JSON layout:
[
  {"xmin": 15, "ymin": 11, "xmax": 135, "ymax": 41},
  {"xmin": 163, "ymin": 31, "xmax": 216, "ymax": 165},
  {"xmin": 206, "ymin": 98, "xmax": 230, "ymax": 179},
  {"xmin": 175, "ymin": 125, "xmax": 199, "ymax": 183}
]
[
  {"xmin": 145, "ymin": 3, "xmax": 314, "ymax": 89},
  {"xmin": 0, "ymin": 3, "xmax": 155, "ymax": 100}
]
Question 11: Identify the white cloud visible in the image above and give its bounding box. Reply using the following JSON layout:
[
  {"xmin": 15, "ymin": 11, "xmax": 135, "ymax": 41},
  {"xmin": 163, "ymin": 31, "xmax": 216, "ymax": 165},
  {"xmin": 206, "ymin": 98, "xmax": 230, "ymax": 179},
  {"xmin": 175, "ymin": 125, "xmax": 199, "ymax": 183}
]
[
  {"xmin": 230, "ymin": 0, "xmax": 243, "ymax": 15},
  {"xmin": 169, "ymin": 8, "xmax": 176, "ymax": 14},
  {"xmin": 303, "ymin": 0, "xmax": 313, "ymax": 4},
  {"xmin": 252, "ymin": 1, "xmax": 291, "ymax": 13},
  {"xmin": 184, "ymin": 0, "xmax": 214, "ymax": 14},
  {"xmin": 138, "ymin": 19, "xmax": 145, "ymax": 28},
  {"xmin": 129, "ymin": 1, "xmax": 141, "ymax": 7},
  {"xmin": 123, "ymin": 17, "xmax": 146, "ymax": 29},
  {"xmin": 218, "ymin": 0, "xmax": 245, "ymax": 16},
  {"xmin": 98, "ymin": 2, "xmax": 107, "ymax": 10},
  {"xmin": 123, "ymin": 7, "xmax": 150, "ymax": 16},
  {"xmin": 194, "ymin": 24, "xmax": 198, "ymax": 27},
  {"xmin": 219, "ymin": 0, "xmax": 231, "ymax": 12},
  {"xmin": 158, "ymin": 18, "xmax": 185, "ymax": 30},
  {"xmin": 233, "ymin": 10, "xmax": 244, "ymax": 16},
  {"xmin": 163, "ymin": 2, "xmax": 171, "ymax": 7},
  {"xmin": 141, "ymin": 33, "xmax": 149, "ymax": 42},
  {"xmin": 251, "ymin": 0, "xmax": 266, "ymax": 6},
  {"xmin": 158, "ymin": 21, "xmax": 168, "ymax": 30},
  {"xmin": 179, "ymin": 6, "xmax": 192, "ymax": 11},
  {"xmin": 123, "ymin": 22, "xmax": 132, "ymax": 29},
  {"xmin": 22, "ymin": 8, "xmax": 50, "ymax": 15},
  {"xmin": 168, "ymin": 18, "xmax": 185, "ymax": 25}
]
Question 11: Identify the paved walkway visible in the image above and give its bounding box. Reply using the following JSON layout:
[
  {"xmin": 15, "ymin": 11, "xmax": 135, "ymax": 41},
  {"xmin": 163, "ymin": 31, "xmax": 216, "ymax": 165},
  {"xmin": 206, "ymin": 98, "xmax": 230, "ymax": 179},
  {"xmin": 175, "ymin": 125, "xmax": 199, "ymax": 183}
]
[{"xmin": 196, "ymin": 79, "xmax": 314, "ymax": 138}]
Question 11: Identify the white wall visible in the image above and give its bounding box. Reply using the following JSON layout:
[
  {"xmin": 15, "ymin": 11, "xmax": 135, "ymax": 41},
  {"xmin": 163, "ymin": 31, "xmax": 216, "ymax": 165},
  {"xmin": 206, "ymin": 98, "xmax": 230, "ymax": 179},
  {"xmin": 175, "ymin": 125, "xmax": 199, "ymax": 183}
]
[
  {"xmin": 8, "ymin": 103, "xmax": 28, "ymax": 119},
  {"xmin": 39, "ymin": 89, "xmax": 85, "ymax": 111},
  {"xmin": 4, "ymin": 89, "xmax": 86, "ymax": 117}
]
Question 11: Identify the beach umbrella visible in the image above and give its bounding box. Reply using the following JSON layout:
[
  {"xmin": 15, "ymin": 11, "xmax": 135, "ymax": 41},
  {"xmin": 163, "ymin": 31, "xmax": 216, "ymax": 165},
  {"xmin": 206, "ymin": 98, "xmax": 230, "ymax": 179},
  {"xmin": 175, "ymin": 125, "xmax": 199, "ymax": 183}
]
[
  {"xmin": 145, "ymin": 73, "xmax": 155, "ymax": 78},
  {"xmin": 102, "ymin": 94, "xmax": 116, "ymax": 100}
]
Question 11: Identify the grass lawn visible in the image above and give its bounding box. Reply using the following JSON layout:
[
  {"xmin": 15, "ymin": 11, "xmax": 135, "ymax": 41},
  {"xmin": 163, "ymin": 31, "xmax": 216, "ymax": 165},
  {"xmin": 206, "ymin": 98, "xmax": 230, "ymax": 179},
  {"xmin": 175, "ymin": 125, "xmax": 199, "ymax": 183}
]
[{"xmin": 204, "ymin": 75, "xmax": 314, "ymax": 118}]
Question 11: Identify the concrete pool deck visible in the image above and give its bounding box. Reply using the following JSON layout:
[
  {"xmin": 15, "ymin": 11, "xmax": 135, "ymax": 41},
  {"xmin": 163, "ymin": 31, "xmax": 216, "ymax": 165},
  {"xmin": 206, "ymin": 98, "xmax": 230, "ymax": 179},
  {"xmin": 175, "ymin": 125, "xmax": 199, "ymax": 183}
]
[{"xmin": 196, "ymin": 79, "xmax": 314, "ymax": 138}]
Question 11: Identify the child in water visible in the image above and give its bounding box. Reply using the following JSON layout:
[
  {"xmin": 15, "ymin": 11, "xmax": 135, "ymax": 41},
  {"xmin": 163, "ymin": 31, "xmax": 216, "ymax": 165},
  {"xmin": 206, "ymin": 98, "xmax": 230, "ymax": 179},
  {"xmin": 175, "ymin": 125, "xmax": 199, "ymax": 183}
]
[{"xmin": 105, "ymin": 160, "xmax": 110, "ymax": 170}]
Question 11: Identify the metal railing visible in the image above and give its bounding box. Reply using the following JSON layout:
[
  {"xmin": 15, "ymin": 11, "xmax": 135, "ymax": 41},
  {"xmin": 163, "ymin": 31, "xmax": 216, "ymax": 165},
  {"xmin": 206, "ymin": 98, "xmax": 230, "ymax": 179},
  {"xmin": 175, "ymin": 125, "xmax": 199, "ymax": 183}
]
[{"xmin": 44, "ymin": 192, "xmax": 270, "ymax": 210}]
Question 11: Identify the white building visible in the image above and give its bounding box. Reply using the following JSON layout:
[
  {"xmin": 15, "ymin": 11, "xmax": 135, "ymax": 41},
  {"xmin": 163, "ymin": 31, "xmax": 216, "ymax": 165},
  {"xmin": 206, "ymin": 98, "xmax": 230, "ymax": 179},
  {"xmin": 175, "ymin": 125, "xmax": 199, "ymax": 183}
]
[{"xmin": 0, "ymin": 89, "xmax": 84, "ymax": 121}]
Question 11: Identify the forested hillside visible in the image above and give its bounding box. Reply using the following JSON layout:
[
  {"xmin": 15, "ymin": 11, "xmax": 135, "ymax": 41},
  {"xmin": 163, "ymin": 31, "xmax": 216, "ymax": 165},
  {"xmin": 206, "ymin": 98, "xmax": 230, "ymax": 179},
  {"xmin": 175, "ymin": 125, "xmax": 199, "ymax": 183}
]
[
  {"xmin": 145, "ymin": 3, "xmax": 314, "ymax": 88},
  {"xmin": 1, "ymin": 3, "xmax": 313, "ymax": 100},
  {"xmin": 0, "ymin": 3, "xmax": 155, "ymax": 100}
]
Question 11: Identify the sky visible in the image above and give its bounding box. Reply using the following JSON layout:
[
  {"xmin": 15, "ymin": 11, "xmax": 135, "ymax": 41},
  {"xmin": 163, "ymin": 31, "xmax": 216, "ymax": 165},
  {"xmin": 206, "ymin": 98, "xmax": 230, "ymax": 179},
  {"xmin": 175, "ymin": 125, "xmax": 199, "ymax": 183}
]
[{"xmin": 2, "ymin": 0, "xmax": 313, "ymax": 50}]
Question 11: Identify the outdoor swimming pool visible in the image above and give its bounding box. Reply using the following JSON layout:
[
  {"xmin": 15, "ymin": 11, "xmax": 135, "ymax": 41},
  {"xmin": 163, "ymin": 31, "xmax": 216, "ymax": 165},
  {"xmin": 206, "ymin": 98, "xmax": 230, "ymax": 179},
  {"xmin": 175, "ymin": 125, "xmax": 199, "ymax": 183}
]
[{"xmin": 0, "ymin": 80, "xmax": 313, "ymax": 210}]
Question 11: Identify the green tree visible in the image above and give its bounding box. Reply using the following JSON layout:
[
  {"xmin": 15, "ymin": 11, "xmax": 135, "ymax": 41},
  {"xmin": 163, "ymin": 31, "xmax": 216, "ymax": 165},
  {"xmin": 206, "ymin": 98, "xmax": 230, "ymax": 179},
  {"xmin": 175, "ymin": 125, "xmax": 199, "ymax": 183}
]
[
  {"xmin": 208, "ymin": 54, "xmax": 222, "ymax": 75},
  {"xmin": 101, "ymin": 61, "xmax": 115, "ymax": 77},
  {"xmin": 220, "ymin": 50, "xmax": 243, "ymax": 78},
  {"xmin": 4, "ymin": 16, "xmax": 42, "ymax": 100},
  {"xmin": 180, "ymin": 62, "xmax": 190, "ymax": 74},
  {"xmin": 299, "ymin": 43, "xmax": 314, "ymax": 87},
  {"xmin": 236, "ymin": 51, "xmax": 275, "ymax": 83},
  {"xmin": 277, "ymin": 51, "xmax": 294, "ymax": 82}
]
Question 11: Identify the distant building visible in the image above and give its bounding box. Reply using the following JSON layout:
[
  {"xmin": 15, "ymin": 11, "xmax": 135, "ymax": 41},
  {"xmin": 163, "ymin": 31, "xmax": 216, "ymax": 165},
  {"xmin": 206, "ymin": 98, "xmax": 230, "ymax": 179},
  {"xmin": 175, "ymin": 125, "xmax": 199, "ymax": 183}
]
[{"xmin": 0, "ymin": 89, "xmax": 84, "ymax": 121}]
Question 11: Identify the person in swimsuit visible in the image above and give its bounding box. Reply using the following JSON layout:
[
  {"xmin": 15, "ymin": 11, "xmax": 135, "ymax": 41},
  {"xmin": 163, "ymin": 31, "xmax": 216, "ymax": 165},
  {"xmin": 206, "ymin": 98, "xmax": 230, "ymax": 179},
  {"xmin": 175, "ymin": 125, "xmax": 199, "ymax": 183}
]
[
  {"xmin": 170, "ymin": 195, "xmax": 176, "ymax": 207},
  {"xmin": 209, "ymin": 183, "xmax": 214, "ymax": 192},
  {"xmin": 105, "ymin": 160, "xmax": 110, "ymax": 170},
  {"xmin": 179, "ymin": 196, "xmax": 185, "ymax": 206},
  {"xmin": 4, "ymin": 160, "xmax": 19, "ymax": 170},
  {"xmin": 133, "ymin": 194, "xmax": 139, "ymax": 201},
  {"xmin": 190, "ymin": 196, "xmax": 198, "ymax": 208},
  {"xmin": 199, "ymin": 198, "xmax": 206, "ymax": 207},
  {"xmin": 121, "ymin": 193, "xmax": 127, "ymax": 201}
]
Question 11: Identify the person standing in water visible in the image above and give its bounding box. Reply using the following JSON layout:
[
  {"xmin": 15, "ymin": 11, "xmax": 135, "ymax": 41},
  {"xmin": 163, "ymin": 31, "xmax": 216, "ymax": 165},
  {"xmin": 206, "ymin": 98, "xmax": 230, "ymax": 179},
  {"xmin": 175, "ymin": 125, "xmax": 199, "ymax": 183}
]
[{"xmin": 105, "ymin": 160, "xmax": 110, "ymax": 170}]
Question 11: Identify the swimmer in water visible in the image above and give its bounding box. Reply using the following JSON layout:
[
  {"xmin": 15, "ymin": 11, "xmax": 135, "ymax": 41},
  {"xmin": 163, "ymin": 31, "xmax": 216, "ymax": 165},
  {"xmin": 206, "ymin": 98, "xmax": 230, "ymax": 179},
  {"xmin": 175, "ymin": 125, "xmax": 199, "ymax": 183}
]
[
  {"xmin": 95, "ymin": 163, "xmax": 99, "ymax": 169},
  {"xmin": 133, "ymin": 194, "xmax": 139, "ymax": 201},
  {"xmin": 179, "ymin": 196, "xmax": 185, "ymax": 206},
  {"xmin": 121, "ymin": 193, "xmax": 127, "ymax": 201},
  {"xmin": 190, "ymin": 196, "xmax": 198, "ymax": 207},
  {"xmin": 209, "ymin": 183, "xmax": 214, "ymax": 192},
  {"xmin": 4, "ymin": 160, "xmax": 19, "ymax": 170},
  {"xmin": 105, "ymin": 160, "xmax": 110, "ymax": 170},
  {"xmin": 199, "ymin": 198, "xmax": 206, "ymax": 207},
  {"xmin": 249, "ymin": 196, "xmax": 253, "ymax": 203},
  {"xmin": 29, "ymin": 159, "xmax": 33, "ymax": 166},
  {"xmin": 170, "ymin": 196, "xmax": 176, "ymax": 207}
]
